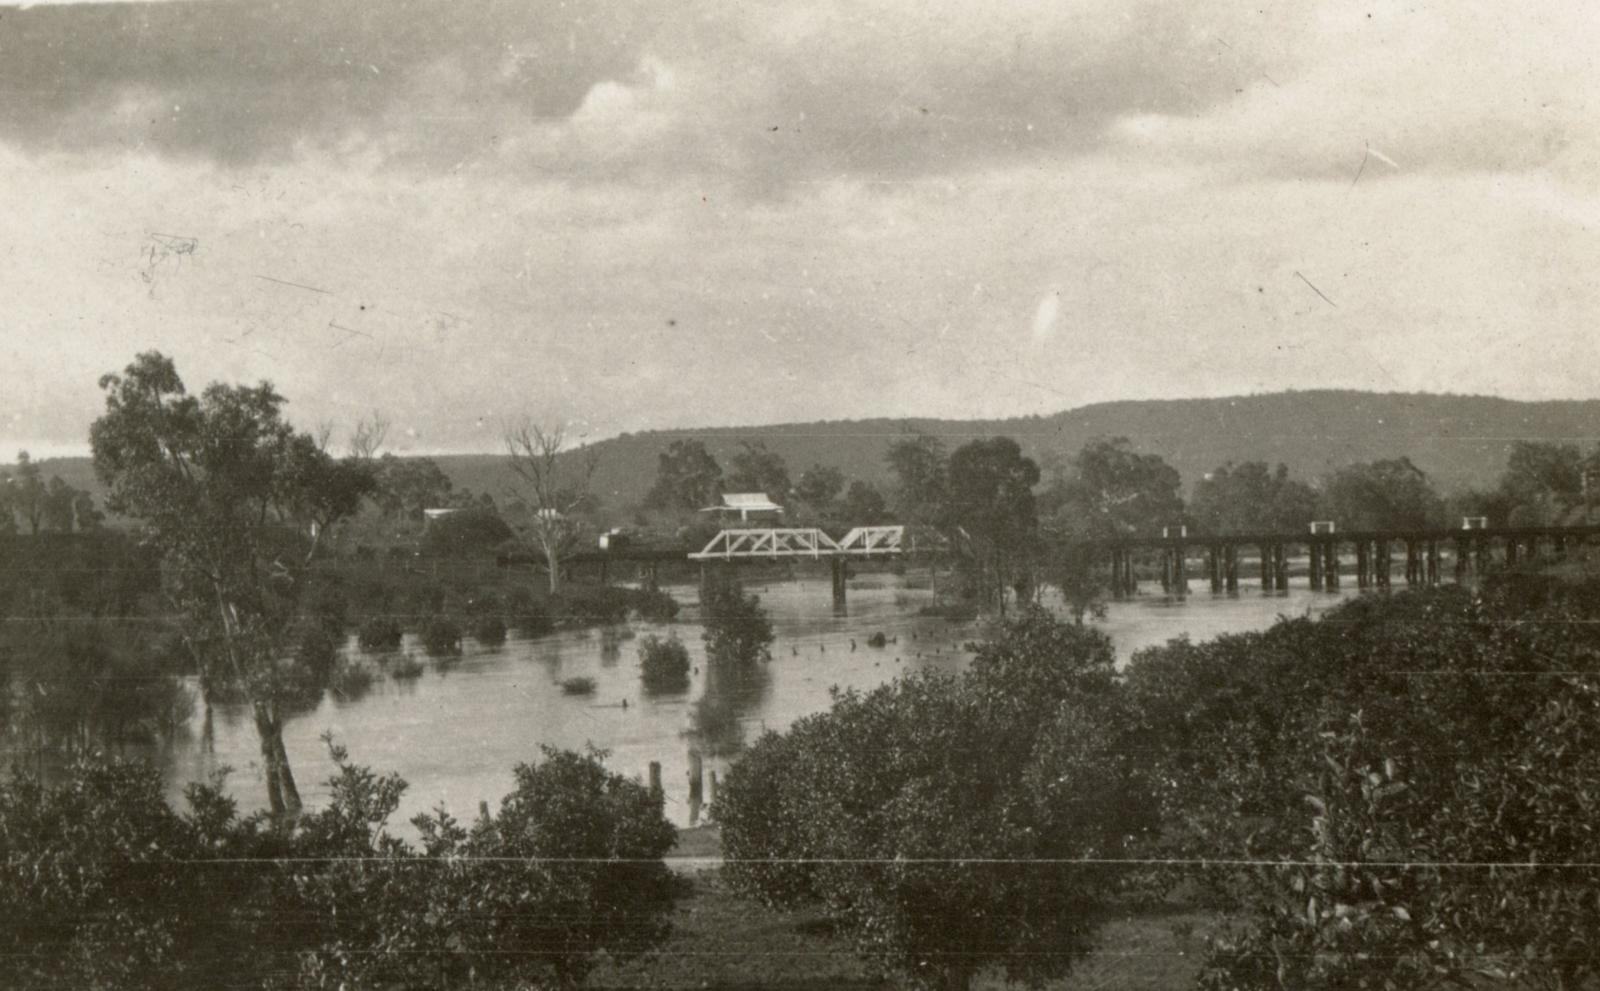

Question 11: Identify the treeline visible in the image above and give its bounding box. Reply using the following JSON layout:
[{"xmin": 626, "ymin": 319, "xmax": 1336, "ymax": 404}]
[
  {"xmin": 719, "ymin": 570, "xmax": 1600, "ymax": 990},
  {"xmin": 0, "ymin": 451, "xmax": 102, "ymax": 534}
]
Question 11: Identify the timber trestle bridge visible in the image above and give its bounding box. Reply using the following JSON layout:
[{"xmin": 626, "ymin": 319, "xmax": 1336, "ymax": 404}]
[{"xmin": 1098, "ymin": 524, "xmax": 1600, "ymax": 597}]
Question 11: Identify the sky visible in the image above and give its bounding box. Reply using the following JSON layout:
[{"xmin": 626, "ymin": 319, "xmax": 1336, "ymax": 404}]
[{"xmin": 1, "ymin": 0, "xmax": 1596, "ymax": 456}]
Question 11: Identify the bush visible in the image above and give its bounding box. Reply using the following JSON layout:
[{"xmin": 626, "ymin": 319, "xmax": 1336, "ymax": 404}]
[
  {"xmin": 560, "ymin": 676, "xmax": 597, "ymax": 696},
  {"xmin": 631, "ymin": 586, "xmax": 681, "ymax": 623},
  {"xmin": 556, "ymin": 585, "xmax": 633, "ymax": 626},
  {"xmin": 420, "ymin": 616, "xmax": 462, "ymax": 655},
  {"xmin": 639, "ymin": 635, "xmax": 691, "ymax": 694},
  {"xmin": 720, "ymin": 606, "xmax": 1149, "ymax": 990},
  {"xmin": 507, "ymin": 588, "xmax": 555, "ymax": 638},
  {"xmin": 470, "ymin": 615, "xmax": 507, "ymax": 646},
  {"xmin": 390, "ymin": 653, "xmax": 425, "ymax": 680},
  {"xmin": 357, "ymin": 616, "xmax": 402, "ymax": 652},
  {"xmin": 329, "ymin": 657, "xmax": 376, "ymax": 699},
  {"xmin": 701, "ymin": 577, "xmax": 774, "ymax": 663},
  {"xmin": 0, "ymin": 743, "xmax": 683, "ymax": 991}
]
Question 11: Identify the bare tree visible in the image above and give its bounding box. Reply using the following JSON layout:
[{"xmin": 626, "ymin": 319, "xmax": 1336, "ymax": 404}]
[
  {"xmin": 348, "ymin": 411, "xmax": 390, "ymax": 461},
  {"xmin": 504, "ymin": 420, "xmax": 600, "ymax": 593}
]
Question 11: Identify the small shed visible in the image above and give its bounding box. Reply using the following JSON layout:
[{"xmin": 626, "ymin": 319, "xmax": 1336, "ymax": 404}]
[{"xmin": 701, "ymin": 492, "xmax": 784, "ymax": 522}]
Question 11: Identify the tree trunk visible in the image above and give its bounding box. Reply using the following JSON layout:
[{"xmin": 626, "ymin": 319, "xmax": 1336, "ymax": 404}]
[
  {"xmin": 254, "ymin": 702, "xmax": 302, "ymax": 821},
  {"xmin": 545, "ymin": 542, "xmax": 562, "ymax": 594}
]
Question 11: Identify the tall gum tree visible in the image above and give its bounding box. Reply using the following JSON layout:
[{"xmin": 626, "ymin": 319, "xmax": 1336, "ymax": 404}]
[
  {"xmin": 504, "ymin": 421, "xmax": 599, "ymax": 594},
  {"xmin": 90, "ymin": 352, "xmax": 371, "ymax": 819}
]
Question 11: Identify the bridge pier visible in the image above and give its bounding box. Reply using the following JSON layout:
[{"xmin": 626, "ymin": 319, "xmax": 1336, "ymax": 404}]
[
  {"xmin": 1258, "ymin": 543, "xmax": 1273, "ymax": 591},
  {"xmin": 1224, "ymin": 543, "xmax": 1239, "ymax": 591},
  {"xmin": 1426, "ymin": 539, "xmax": 1441, "ymax": 584},
  {"xmin": 830, "ymin": 558, "xmax": 849, "ymax": 612},
  {"xmin": 1325, "ymin": 541, "xmax": 1341, "ymax": 588},
  {"xmin": 1309, "ymin": 541, "xmax": 1324, "ymax": 590},
  {"xmin": 1376, "ymin": 539, "xmax": 1392, "ymax": 589},
  {"xmin": 1174, "ymin": 544, "xmax": 1188, "ymax": 596},
  {"xmin": 1355, "ymin": 541, "xmax": 1370, "ymax": 589},
  {"xmin": 1273, "ymin": 542, "xmax": 1289, "ymax": 590},
  {"xmin": 1208, "ymin": 544, "xmax": 1222, "ymax": 593}
]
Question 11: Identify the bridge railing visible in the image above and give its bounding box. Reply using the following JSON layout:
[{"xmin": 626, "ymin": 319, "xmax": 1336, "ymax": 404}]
[{"xmin": 688, "ymin": 525, "xmax": 906, "ymax": 560}]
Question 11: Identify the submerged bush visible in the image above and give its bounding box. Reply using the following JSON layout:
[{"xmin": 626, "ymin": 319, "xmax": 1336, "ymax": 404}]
[
  {"xmin": 357, "ymin": 616, "xmax": 402, "ymax": 652},
  {"xmin": 559, "ymin": 676, "xmax": 597, "ymax": 696},
  {"xmin": 700, "ymin": 577, "xmax": 774, "ymax": 664},
  {"xmin": 420, "ymin": 616, "xmax": 462, "ymax": 655},
  {"xmin": 470, "ymin": 615, "xmax": 507, "ymax": 646},
  {"xmin": 638, "ymin": 635, "xmax": 691, "ymax": 694}
]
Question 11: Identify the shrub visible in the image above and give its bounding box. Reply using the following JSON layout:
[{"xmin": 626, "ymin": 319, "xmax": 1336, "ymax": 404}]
[
  {"xmin": 390, "ymin": 653, "xmax": 425, "ymax": 680},
  {"xmin": 329, "ymin": 657, "xmax": 376, "ymax": 699},
  {"xmin": 421, "ymin": 616, "xmax": 462, "ymax": 655},
  {"xmin": 357, "ymin": 616, "xmax": 402, "ymax": 652},
  {"xmin": 720, "ymin": 606, "xmax": 1150, "ymax": 991},
  {"xmin": 508, "ymin": 588, "xmax": 554, "ymax": 638},
  {"xmin": 700, "ymin": 577, "xmax": 774, "ymax": 663},
  {"xmin": 560, "ymin": 676, "xmax": 597, "ymax": 696},
  {"xmin": 631, "ymin": 586, "xmax": 680, "ymax": 623},
  {"xmin": 556, "ymin": 585, "xmax": 632, "ymax": 626},
  {"xmin": 471, "ymin": 615, "xmax": 507, "ymax": 646},
  {"xmin": 865, "ymin": 631, "xmax": 887, "ymax": 648},
  {"xmin": 638, "ymin": 635, "xmax": 691, "ymax": 694}
]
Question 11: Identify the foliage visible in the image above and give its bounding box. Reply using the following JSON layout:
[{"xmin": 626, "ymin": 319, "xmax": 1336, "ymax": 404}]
[
  {"xmin": 884, "ymin": 433, "xmax": 947, "ymax": 525},
  {"xmin": 421, "ymin": 615, "xmax": 462, "ymax": 655},
  {"xmin": 1189, "ymin": 460, "xmax": 1319, "ymax": 535},
  {"xmin": 1320, "ymin": 456, "xmax": 1445, "ymax": 530},
  {"xmin": 726, "ymin": 439, "xmax": 792, "ymax": 500},
  {"xmin": 90, "ymin": 351, "xmax": 373, "ymax": 817},
  {"xmin": 508, "ymin": 586, "xmax": 555, "ymax": 637},
  {"xmin": 1495, "ymin": 440, "xmax": 1588, "ymax": 526},
  {"xmin": 840, "ymin": 478, "xmax": 888, "ymax": 523},
  {"xmin": 938, "ymin": 436, "xmax": 1040, "ymax": 611},
  {"xmin": 720, "ymin": 607, "xmax": 1150, "ymax": 991},
  {"xmin": 357, "ymin": 615, "xmax": 403, "ymax": 652},
  {"xmin": 418, "ymin": 506, "xmax": 513, "ymax": 557},
  {"xmin": 793, "ymin": 463, "xmax": 845, "ymax": 510},
  {"xmin": 471, "ymin": 614, "xmax": 508, "ymax": 645},
  {"xmin": 638, "ymin": 634, "xmax": 692, "ymax": 694},
  {"xmin": 1040, "ymin": 436, "xmax": 1184, "ymax": 537},
  {"xmin": 700, "ymin": 574, "xmax": 774, "ymax": 663},
  {"xmin": 1128, "ymin": 575, "xmax": 1600, "ymax": 988},
  {"xmin": 560, "ymin": 675, "xmax": 598, "ymax": 696},
  {"xmin": 369, "ymin": 453, "xmax": 455, "ymax": 520},
  {"xmin": 643, "ymin": 438, "xmax": 723, "ymax": 511}
]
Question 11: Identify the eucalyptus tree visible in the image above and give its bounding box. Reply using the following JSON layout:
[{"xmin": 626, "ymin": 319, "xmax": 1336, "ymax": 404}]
[
  {"xmin": 90, "ymin": 352, "xmax": 372, "ymax": 818},
  {"xmin": 504, "ymin": 420, "xmax": 599, "ymax": 593}
]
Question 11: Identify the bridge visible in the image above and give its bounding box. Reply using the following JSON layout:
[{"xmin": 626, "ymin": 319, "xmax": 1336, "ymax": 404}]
[
  {"xmin": 1094, "ymin": 523, "xmax": 1600, "ymax": 597},
  {"xmin": 686, "ymin": 526, "xmax": 905, "ymax": 561}
]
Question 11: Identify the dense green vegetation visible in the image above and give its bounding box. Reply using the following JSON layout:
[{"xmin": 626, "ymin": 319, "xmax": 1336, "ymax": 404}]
[
  {"xmin": 718, "ymin": 569, "xmax": 1600, "ymax": 990},
  {"xmin": 0, "ymin": 742, "xmax": 679, "ymax": 990}
]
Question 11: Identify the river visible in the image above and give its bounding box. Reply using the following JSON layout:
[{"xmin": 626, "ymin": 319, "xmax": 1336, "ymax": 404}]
[{"xmin": 148, "ymin": 570, "xmax": 1357, "ymax": 831}]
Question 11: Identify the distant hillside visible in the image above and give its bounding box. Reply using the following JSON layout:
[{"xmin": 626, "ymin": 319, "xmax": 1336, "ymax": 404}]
[{"xmin": 18, "ymin": 391, "xmax": 1600, "ymax": 518}]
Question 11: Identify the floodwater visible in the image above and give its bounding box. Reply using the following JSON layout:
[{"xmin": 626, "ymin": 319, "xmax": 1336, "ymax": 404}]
[{"xmin": 151, "ymin": 569, "xmax": 1358, "ymax": 831}]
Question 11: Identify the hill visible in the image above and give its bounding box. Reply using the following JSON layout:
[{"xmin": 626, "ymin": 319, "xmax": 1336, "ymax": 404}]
[{"xmin": 18, "ymin": 391, "xmax": 1600, "ymax": 517}]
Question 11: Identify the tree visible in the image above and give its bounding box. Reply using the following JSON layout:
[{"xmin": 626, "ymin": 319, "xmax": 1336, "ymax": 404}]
[
  {"xmin": 41, "ymin": 476, "xmax": 77, "ymax": 532},
  {"xmin": 1042, "ymin": 437, "xmax": 1184, "ymax": 537},
  {"xmin": 369, "ymin": 454, "xmax": 454, "ymax": 520},
  {"xmin": 90, "ymin": 351, "xmax": 368, "ymax": 818},
  {"xmin": 1190, "ymin": 461, "xmax": 1319, "ymax": 535},
  {"xmin": 721, "ymin": 609, "xmax": 1147, "ymax": 991},
  {"xmin": 643, "ymin": 438, "xmax": 723, "ymax": 511},
  {"xmin": 841, "ymin": 479, "xmax": 888, "ymax": 523},
  {"xmin": 940, "ymin": 437, "xmax": 1040, "ymax": 612},
  {"xmin": 885, "ymin": 433, "xmax": 947, "ymax": 524},
  {"xmin": 726, "ymin": 439, "xmax": 791, "ymax": 499},
  {"xmin": 70, "ymin": 488, "xmax": 103, "ymax": 531},
  {"xmin": 793, "ymin": 463, "xmax": 845, "ymax": 511},
  {"xmin": 11, "ymin": 450, "xmax": 45, "ymax": 534},
  {"xmin": 1497, "ymin": 440, "xmax": 1584, "ymax": 525},
  {"xmin": 504, "ymin": 420, "xmax": 599, "ymax": 593},
  {"xmin": 1321, "ymin": 457, "xmax": 1445, "ymax": 530}
]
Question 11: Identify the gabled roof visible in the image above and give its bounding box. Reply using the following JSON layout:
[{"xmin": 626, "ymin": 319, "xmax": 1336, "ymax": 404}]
[{"xmin": 701, "ymin": 492, "xmax": 784, "ymax": 513}]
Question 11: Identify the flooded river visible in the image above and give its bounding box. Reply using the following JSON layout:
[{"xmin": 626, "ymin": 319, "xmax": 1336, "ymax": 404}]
[{"xmin": 150, "ymin": 571, "xmax": 1357, "ymax": 830}]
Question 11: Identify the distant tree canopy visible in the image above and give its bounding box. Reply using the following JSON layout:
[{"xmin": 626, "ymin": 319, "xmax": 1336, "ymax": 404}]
[
  {"xmin": 793, "ymin": 463, "xmax": 845, "ymax": 511},
  {"xmin": 725, "ymin": 440, "xmax": 791, "ymax": 501},
  {"xmin": 1190, "ymin": 461, "xmax": 1320, "ymax": 535},
  {"xmin": 369, "ymin": 454, "xmax": 455, "ymax": 520},
  {"xmin": 840, "ymin": 479, "xmax": 888, "ymax": 524},
  {"xmin": 1493, "ymin": 440, "xmax": 1588, "ymax": 526},
  {"xmin": 940, "ymin": 437, "xmax": 1040, "ymax": 610},
  {"xmin": 643, "ymin": 439, "xmax": 723, "ymax": 512},
  {"xmin": 885, "ymin": 433, "xmax": 947, "ymax": 525},
  {"xmin": 1321, "ymin": 457, "xmax": 1446, "ymax": 531},
  {"xmin": 1041, "ymin": 437, "xmax": 1184, "ymax": 538},
  {"xmin": 0, "ymin": 451, "xmax": 101, "ymax": 534}
]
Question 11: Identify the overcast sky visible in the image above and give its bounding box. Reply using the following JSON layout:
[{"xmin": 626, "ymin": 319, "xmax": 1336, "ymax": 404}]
[{"xmin": 1, "ymin": 1, "xmax": 1596, "ymax": 456}]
